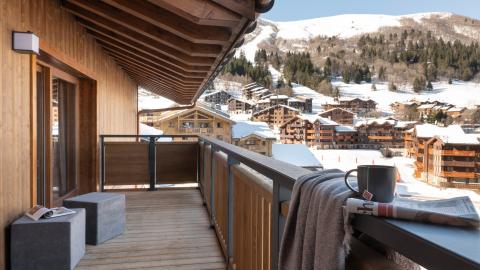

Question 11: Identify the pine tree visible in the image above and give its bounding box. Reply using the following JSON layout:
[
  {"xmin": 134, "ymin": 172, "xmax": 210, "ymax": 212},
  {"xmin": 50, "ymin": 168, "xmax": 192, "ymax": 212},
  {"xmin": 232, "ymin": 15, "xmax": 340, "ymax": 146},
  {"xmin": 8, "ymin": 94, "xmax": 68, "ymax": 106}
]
[
  {"xmin": 426, "ymin": 81, "xmax": 433, "ymax": 91},
  {"xmin": 371, "ymin": 83, "xmax": 377, "ymax": 91},
  {"xmin": 388, "ymin": 81, "xmax": 397, "ymax": 92}
]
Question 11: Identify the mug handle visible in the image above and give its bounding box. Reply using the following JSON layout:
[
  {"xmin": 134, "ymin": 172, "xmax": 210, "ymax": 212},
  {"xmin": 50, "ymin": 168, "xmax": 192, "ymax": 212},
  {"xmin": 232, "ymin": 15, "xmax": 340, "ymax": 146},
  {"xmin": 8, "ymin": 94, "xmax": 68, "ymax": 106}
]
[{"xmin": 344, "ymin": 169, "xmax": 359, "ymax": 195}]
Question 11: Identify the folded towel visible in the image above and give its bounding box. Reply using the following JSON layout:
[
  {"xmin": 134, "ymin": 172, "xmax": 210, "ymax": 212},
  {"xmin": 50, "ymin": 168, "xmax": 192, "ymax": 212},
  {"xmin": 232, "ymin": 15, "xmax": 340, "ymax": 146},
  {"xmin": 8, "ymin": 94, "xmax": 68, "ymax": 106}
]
[{"xmin": 279, "ymin": 170, "xmax": 355, "ymax": 270}]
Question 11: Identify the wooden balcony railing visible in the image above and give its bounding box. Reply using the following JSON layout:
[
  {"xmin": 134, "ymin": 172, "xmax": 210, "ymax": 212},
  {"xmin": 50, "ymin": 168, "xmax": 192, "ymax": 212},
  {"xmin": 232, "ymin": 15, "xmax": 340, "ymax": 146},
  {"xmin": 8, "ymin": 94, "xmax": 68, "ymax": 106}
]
[
  {"xmin": 178, "ymin": 127, "xmax": 213, "ymax": 134},
  {"xmin": 439, "ymin": 171, "xmax": 476, "ymax": 179},
  {"xmin": 99, "ymin": 134, "xmax": 480, "ymax": 270},
  {"xmin": 428, "ymin": 149, "xmax": 476, "ymax": 157},
  {"xmin": 441, "ymin": 160, "xmax": 476, "ymax": 168}
]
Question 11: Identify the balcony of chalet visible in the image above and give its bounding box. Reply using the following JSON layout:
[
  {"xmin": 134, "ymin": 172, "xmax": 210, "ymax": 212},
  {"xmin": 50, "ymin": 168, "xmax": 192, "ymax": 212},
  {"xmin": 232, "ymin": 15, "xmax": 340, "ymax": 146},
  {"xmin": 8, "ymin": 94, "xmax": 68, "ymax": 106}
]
[{"xmin": 2, "ymin": 1, "xmax": 480, "ymax": 270}]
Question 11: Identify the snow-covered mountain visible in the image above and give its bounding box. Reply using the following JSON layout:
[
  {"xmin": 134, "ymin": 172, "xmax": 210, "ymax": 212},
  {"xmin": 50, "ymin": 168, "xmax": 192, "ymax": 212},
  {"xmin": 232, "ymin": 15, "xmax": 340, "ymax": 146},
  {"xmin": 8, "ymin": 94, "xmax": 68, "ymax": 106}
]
[{"xmin": 238, "ymin": 12, "xmax": 480, "ymax": 62}]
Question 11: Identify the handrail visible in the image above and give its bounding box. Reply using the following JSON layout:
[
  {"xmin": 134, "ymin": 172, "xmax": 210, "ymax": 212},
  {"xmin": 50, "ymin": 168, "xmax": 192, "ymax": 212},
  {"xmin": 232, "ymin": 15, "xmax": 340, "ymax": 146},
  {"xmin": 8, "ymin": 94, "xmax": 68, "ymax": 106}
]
[{"xmin": 198, "ymin": 135, "xmax": 310, "ymax": 270}]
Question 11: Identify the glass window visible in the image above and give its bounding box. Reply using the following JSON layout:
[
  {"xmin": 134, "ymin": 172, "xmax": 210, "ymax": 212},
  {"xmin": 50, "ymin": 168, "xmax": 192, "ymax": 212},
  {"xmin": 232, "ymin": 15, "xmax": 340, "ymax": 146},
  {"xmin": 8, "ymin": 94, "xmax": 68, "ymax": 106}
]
[{"xmin": 51, "ymin": 78, "xmax": 77, "ymax": 201}]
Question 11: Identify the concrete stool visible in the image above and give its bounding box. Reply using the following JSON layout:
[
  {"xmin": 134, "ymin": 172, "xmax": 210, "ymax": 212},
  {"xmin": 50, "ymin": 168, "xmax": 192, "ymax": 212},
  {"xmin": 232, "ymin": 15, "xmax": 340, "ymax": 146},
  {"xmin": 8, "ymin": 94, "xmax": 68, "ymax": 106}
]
[
  {"xmin": 64, "ymin": 192, "xmax": 125, "ymax": 245},
  {"xmin": 11, "ymin": 208, "xmax": 85, "ymax": 270}
]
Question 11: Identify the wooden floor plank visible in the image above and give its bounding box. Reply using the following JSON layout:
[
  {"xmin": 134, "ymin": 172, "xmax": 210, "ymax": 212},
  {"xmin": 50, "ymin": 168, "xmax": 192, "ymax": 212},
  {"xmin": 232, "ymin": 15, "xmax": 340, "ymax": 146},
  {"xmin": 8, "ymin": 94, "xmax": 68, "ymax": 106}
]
[{"xmin": 76, "ymin": 189, "xmax": 225, "ymax": 270}]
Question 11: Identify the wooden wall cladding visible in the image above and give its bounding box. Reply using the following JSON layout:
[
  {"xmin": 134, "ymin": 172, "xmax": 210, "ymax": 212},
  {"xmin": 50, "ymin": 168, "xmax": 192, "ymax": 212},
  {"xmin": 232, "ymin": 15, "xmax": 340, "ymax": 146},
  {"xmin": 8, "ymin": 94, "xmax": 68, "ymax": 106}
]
[
  {"xmin": 156, "ymin": 142, "xmax": 198, "ymax": 184},
  {"xmin": 104, "ymin": 142, "xmax": 149, "ymax": 186},
  {"xmin": 0, "ymin": 0, "xmax": 138, "ymax": 268}
]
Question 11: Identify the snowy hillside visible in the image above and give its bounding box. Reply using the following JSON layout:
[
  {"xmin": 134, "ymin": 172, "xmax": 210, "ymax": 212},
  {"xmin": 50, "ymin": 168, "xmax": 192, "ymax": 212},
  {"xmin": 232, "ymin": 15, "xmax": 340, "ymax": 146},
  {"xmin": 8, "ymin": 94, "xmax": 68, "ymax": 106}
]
[
  {"xmin": 237, "ymin": 12, "xmax": 480, "ymax": 62},
  {"xmin": 331, "ymin": 80, "xmax": 480, "ymax": 112}
]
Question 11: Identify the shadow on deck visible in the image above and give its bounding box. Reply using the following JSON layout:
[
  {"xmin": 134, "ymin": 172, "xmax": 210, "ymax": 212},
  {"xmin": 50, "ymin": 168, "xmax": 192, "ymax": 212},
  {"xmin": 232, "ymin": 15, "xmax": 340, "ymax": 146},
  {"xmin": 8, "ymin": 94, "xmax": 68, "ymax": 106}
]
[{"xmin": 76, "ymin": 189, "xmax": 225, "ymax": 270}]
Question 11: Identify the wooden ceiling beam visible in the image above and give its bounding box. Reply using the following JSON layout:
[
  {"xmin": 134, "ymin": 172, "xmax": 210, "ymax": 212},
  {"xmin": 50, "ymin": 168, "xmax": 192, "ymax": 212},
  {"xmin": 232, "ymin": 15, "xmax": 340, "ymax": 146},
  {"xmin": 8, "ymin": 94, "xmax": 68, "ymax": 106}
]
[
  {"xmin": 102, "ymin": 0, "xmax": 231, "ymax": 44},
  {"xmin": 116, "ymin": 63, "xmax": 200, "ymax": 90},
  {"xmin": 210, "ymin": 0, "xmax": 255, "ymax": 20},
  {"xmin": 107, "ymin": 53, "xmax": 204, "ymax": 85},
  {"xmin": 147, "ymin": 0, "xmax": 242, "ymax": 27},
  {"xmin": 125, "ymin": 71, "xmax": 196, "ymax": 99},
  {"xmin": 65, "ymin": 0, "xmax": 222, "ymax": 56},
  {"xmin": 86, "ymin": 29, "xmax": 211, "ymax": 72},
  {"xmin": 99, "ymin": 43, "xmax": 207, "ymax": 79},
  {"xmin": 135, "ymin": 78, "xmax": 194, "ymax": 104},
  {"xmin": 113, "ymin": 60, "xmax": 201, "ymax": 90},
  {"xmin": 69, "ymin": 7, "xmax": 217, "ymax": 66}
]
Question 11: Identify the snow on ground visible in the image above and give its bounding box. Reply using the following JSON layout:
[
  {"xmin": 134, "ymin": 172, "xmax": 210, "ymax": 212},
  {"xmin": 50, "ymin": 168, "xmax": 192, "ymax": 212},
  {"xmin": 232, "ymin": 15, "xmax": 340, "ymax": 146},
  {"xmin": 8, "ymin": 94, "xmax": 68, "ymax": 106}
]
[
  {"xmin": 291, "ymin": 83, "xmax": 335, "ymax": 113},
  {"xmin": 311, "ymin": 149, "xmax": 480, "ymax": 207},
  {"xmin": 229, "ymin": 113, "xmax": 252, "ymax": 122},
  {"xmin": 332, "ymin": 80, "xmax": 480, "ymax": 112},
  {"xmin": 138, "ymin": 92, "xmax": 176, "ymax": 110},
  {"xmin": 237, "ymin": 24, "xmax": 276, "ymax": 62},
  {"xmin": 269, "ymin": 65, "xmax": 282, "ymax": 87}
]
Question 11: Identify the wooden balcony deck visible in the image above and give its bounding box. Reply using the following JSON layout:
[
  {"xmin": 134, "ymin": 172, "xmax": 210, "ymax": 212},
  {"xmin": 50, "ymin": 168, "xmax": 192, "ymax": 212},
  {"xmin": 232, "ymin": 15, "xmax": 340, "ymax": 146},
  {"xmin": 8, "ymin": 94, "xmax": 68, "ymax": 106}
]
[{"xmin": 76, "ymin": 189, "xmax": 225, "ymax": 270}]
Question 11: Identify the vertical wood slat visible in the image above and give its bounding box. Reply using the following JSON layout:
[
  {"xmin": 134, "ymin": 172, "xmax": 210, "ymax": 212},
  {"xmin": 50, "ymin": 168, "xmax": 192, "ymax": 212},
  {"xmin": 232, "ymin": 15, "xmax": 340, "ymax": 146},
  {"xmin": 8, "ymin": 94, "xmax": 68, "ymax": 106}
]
[
  {"xmin": 231, "ymin": 164, "xmax": 273, "ymax": 270},
  {"xmin": 203, "ymin": 145, "xmax": 212, "ymax": 212},
  {"xmin": 213, "ymin": 151, "xmax": 228, "ymax": 256}
]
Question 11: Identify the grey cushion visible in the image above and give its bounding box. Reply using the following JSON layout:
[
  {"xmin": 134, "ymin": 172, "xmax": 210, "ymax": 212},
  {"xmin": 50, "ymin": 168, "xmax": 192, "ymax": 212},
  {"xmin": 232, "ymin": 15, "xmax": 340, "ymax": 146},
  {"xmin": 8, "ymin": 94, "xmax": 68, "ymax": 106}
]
[
  {"xmin": 11, "ymin": 208, "xmax": 85, "ymax": 270},
  {"xmin": 64, "ymin": 192, "xmax": 125, "ymax": 245}
]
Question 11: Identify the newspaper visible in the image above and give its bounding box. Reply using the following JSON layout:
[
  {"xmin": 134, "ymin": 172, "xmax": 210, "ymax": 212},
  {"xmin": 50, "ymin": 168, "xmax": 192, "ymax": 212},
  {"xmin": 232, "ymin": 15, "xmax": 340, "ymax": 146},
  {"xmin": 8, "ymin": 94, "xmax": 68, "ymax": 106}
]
[
  {"xmin": 346, "ymin": 196, "xmax": 480, "ymax": 228},
  {"xmin": 25, "ymin": 205, "xmax": 76, "ymax": 221}
]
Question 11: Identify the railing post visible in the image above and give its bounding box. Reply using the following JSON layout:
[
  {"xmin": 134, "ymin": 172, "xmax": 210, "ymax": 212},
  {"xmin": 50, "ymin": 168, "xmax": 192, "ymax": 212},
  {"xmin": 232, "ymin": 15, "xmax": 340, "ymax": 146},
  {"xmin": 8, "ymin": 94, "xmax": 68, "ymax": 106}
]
[
  {"xmin": 148, "ymin": 136, "xmax": 157, "ymax": 191},
  {"xmin": 100, "ymin": 135, "xmax": 105, "ymax": 192},
  {"xmin": 227, "ymin": 155, "xmax": 239, "ymax": 268},
  {"xmin": 272, "ymin": 180, "xmax": 292, "ymax": 270},
  {"xmin": 210, "ymin": 145, "xmax": 218, "ymax": 225}
]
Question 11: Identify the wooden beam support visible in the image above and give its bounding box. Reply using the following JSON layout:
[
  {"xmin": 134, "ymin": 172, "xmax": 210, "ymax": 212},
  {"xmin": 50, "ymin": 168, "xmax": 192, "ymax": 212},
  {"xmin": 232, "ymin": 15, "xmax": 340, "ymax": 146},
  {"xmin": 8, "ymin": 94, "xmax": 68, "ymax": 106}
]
[
  {"xmin": 109, "ymin": 56, "xmax": 203, "ymax": 86},
  {"xmin": 100, "ymin": 44, "xmax": 207, "ymax": 79},
  {"xmin": 65, "ymin": 0, "xmax": 222, "ymax": 56},
  {"xmin": 147, "ymin": 0, "xmax": 242, "ymax": 27},
  {"xmin": 86, "ymin": 29, "xmax": 211, "ymax": 72},
  {"xmin": 78, "ymin": 18, "xmax": 215, "ymax": 66},
  {"xmin": 103, "ymin": 0, "xmax": 232, "ymax": 44}
]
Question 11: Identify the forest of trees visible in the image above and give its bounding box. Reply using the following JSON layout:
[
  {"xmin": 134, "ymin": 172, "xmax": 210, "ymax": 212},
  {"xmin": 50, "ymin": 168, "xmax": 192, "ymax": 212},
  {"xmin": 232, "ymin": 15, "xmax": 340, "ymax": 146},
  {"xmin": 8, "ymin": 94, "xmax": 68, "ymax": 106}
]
[
  {"xmin": 221, "ymin": 51, "xmax": 272, "ymax": 88},
  {"xmin": 357, "ymin": 29, "xmax": 480, "ymax": 82}
]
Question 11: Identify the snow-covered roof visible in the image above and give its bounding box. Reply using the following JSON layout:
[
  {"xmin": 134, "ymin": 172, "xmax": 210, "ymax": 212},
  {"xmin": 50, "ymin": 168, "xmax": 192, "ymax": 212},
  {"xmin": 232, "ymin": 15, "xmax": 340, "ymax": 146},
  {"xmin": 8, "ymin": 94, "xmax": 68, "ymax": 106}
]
[
  {"xmin": 271, "ymin": 144, "xmax": 322, "ymax": 168},
  {"xmin": 447, "ymin": 107, "xmax": 465, "ymax": 112},
  {"xmin": 318, "ymin": 107, "xmax": 355, "ymax": 115},
  {"xmin": 154, "ymin": 103, "xmax": 233, "ymax": 123},
  {"xmin": 228, "ymin": 97, "xmax": 256, "ymax": 106},
  {"xmin": 315, "ymin": 116, "xmax": 339, "ymax": 125},
  {"xmin": 202, "ymin": 90, "xmax": 229, "ymax": 98},
  {"xmin": 288, "ymin": 97, "xmax": 301, "ymax": 102},
  {"xmin": 139, "ymin": 123, "xmax": 163, "ymax": 135},
  {"xmin": 269, "ymin": 95, "xmax": 289, "ymax": 99},
  {"xmin": 354, "ymin": 118, "xmax": 396, "ymax": 127},
  {"xmin": 249, "ymin": 86, "xmax": 265, "ymax": 92},
  {"xmin": 257, "ymin": 99, "xmax": 270, "ymax": 103},
  {"xmin": 253, "ymin": 89, "xmax": 270, "ymax": 95},
  {"xmin": 232, "ymin": 121, "xmax": 276, "ymax": 140},
  {"xmin": 415, "ymin": 124, "xmax": 480, "ymax": 144},
  {"xmin": 253, "ymin": 104, "xmax": 299, "ymax": 116},
  {"xmin": 417, "ymin": 103, "xmax": 436, "ymax": 109},
  {"xmin": 335, "ymin": 125, "xmax": 356, "ymax": 132},
  {"xmin": 394, "ymin": 121, "xmax": 417, "ymax": 129},
  {"xmin": 438, "ymin": 134, "xmax": 480, "ymax": 145}
]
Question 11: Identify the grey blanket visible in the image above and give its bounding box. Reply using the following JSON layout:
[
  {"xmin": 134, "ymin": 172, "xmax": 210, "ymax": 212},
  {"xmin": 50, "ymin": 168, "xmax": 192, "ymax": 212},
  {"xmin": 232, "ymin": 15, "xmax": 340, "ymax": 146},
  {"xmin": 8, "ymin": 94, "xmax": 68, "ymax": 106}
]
[{"xmin": 278, "ymin": 170, "xmax": 355, "ymax": 270}]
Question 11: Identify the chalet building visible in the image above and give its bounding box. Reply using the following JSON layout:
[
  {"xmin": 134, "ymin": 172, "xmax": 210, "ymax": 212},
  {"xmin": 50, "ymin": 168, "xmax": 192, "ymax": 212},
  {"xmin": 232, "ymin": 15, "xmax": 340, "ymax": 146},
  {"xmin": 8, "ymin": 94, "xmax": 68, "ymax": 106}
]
[
  {"xmin": 355, "ymin": 119, "xmax": 416, "ymax": 149},
  {"xmin": 287, "ymin": 96, "xmax": 313, "ymax": 113},
  {"xmin": 251, "ymin": 88, "xmax": 272, "ymax": 101},
  {"xmin": 148, "ymin": 104, "xmax": 234, "ymax": 143},
  {"xmin": 407, "ymin": 125, "xmax": 480, "ymax": 189},
  {"xmin": 203, "ymin": 90, "xmax": 232, "ymax": 105},
  {"xmin": 232, "ymin": 121, "xmax": 276, "ymax": 156},
  {"xmin": 251, "ymin": 104, "xmax": 300, "ymax": 127},
  {"xmin": 279, "ymin": 115, "xmax": 316, "ymax": 146},
  {"xmin": 242, "ymin": 83, "xmax": 261, "ymax": 99},
  {"xmin": 256, "ymin": 99, "xmax": 271, "ymax": 111},
  {"xmin": 269, "ymin": 95, "xmax": 289, "ymax": 106},
  {"xmin": 416, "ymin": 101, "xmax": 454, "ymax": 117},
  {"xmin": 324, "ymin": 97, "xmax": 377, "ymax": 114},
  {"xmin": 227, "ymin": 97, "xmax": 255, "ymax": 114},
  {"xmin": 243, "ymin": 84, "xmax": 265, "ymax": 99},
  {"xmin": 279, "ymin": 115, "xmax": 339, "ymax": 148},
  {"xmin": 318, "ymin": 108, "xmax": 355, "ymax": 125},
  {"xmin": 446, "ymin": 107, "xmax": 466, "ymax": 120},
  {"xmin": 334, "ymin": 125, "xmax": 358, "ymax": 149}
]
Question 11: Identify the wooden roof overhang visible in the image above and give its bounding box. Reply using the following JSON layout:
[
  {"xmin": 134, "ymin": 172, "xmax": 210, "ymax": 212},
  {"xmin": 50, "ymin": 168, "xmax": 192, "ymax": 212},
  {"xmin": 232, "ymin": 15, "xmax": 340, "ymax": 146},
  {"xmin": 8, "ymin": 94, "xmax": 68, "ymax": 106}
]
[{"xmin": 62, "ymin": 0, "xmax": 274, "ymax": 104}]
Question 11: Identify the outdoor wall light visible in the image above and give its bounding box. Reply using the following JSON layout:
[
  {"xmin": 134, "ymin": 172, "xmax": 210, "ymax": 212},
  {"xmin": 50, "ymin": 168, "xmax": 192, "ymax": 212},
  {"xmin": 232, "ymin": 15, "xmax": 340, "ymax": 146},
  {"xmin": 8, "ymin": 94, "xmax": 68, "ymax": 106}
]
[{"xmin": 12, "ymin": 31, "xmax": 39, "ymax": 54}]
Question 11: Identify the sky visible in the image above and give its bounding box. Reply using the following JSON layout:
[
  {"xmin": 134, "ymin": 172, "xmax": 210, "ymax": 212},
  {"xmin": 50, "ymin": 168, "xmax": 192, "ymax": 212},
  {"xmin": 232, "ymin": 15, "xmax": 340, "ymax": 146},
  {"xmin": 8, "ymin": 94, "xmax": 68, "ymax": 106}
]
[{"xmin": 262, "ymin": 0, "xmax": 480, "ymax": 21}]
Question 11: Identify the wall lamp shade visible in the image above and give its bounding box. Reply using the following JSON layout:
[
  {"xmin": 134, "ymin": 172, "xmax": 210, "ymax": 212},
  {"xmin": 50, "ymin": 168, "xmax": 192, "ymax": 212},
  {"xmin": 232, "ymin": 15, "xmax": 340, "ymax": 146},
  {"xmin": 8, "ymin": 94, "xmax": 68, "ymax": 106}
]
[{"xmin": 12, "ymin": 31, "xmax": 39, "ymax": 54}]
